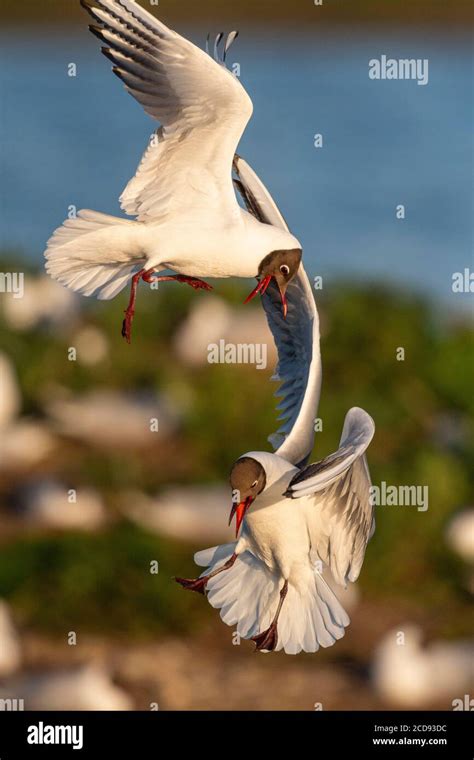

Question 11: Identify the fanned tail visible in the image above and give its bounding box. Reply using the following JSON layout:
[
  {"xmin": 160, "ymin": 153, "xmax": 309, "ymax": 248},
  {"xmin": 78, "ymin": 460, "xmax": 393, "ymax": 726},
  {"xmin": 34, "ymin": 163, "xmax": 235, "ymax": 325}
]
[
  {"xmin": 195, "ymin": 545, "xmax": 350, "ymax": 654},
  {"xmin": 44, "ymin": 210, "xmax": 147, "ymax": 300}
]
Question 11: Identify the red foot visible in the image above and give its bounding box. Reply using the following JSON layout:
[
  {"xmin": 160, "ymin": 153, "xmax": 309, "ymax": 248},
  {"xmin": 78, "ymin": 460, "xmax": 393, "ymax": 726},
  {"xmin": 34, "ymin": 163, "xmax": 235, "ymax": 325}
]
[
  {"xmin": 121, "ymin": 310, "xmax": 134, "ymax": 344},
  {"xmin": 174, "ymin": 276, "xmax": 213, "ymax": 291},
  {"xmin": 175, "ymin": 576, "xmax": 208, "ymax": 595},
  {"xmin": 121, "ymin": 271, "xmax": 212, "ymax": 343},
  {"xmin": 121, "ymin": 270, "xmax": 142, "ymax": 344},
  {"xmin": 251, "ymin": 623, "xmax": 278, "ymax": 652}
]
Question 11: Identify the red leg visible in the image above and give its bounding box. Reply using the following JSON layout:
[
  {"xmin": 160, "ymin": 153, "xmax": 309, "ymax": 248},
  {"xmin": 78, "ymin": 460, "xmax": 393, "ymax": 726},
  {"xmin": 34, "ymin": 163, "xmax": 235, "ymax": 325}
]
[
  {"xmin": 147, "ymin": 273, "xmax": 213, "ymax": 291},
  {"xmin": 251, "ymin": 580, "xmax": 288, "ymax": 652},
  {"xmin": 175, "ymin": 553, "xmax": 237, "ymax": 595},
  {"xmin": 122, "ymin": 271, "xmax": 213, "ymax": 343},
  {"xmin": 121, "ymin": 270, "xmax": 144, "ymax": 344}
]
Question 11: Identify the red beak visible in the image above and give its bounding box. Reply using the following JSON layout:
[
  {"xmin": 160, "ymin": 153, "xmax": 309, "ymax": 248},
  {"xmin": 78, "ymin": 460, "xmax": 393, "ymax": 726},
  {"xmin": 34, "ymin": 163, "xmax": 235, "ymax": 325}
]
[
  {"xmin": 228, "ymin": 496, "xmax": 253, "ymax": 537},
  {"xmin": 244, "ymin": 275, "xmax": 272, "ymax": 304},
  {"xmin": 278, "ymin": 285, "xmax": 288, "ymax": 318},
  {"xmin": 244, "ymin": 275, "xmax": 287, "ymax": 318}
]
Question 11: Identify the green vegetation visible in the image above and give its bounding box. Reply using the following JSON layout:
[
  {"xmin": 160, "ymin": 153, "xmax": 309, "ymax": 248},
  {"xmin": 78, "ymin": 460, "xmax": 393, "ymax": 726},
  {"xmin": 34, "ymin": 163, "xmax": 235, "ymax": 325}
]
[
  {"xmin": 0, "ymin": 254, "xmax": 472, "ymax": 638},
  {"xmin": 0, "ymin": 523, "xmax": 207, "ymax": 637}
]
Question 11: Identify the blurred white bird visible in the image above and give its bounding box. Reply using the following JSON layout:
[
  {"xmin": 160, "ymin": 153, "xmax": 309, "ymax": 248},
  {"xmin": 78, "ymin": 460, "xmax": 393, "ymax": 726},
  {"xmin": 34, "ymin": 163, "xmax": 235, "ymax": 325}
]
[
  {"xmin": 73, "ymin": 326, "xmax": 109, "ymax": 366},
  {"xmin": 0, "ymin": 664, "xmax": 132, "ymax": 711},
  {"xmin": 446, "ymin": 508, "xmax": 474, "ymax": 564},
  {"xmin": 0, "ymin": 601, "xmax": 21, "ymax": 677},
  {"xmin": 19, "ymin": 481, "xmax": 107, "ymax": 531},
  {"xmin": 0, "ymin": 353, "xmax": 21, "ymax": 429},
  {"xmin": 446, "ymin": 508, "xmax": 474, "ymax": 594},
  {"xmin": 121, "ymin": 485, "xmax": 232, "ymax": 543},
  {"xmin": 2, "ymin": 276, "xmax": 78, "ymax": 332},
  {"xmin": 172, "ymin": 296, "xmax": 277, "ymax": 368},
  {"xmin": 45, "ymin": 389, "xmax": 178, "ymax": 448},
  {"xmin": 176, "ymin": 161, "xmax": 376, "ymax": 654},
  {"xmin": 372, "ymin": 624, "xmax": 474, "ymax": 707},
  {"xmin": 44, "ymin": 0, "xmax": 302, "ymax": 342},
  {"xmin": 0, "ymin": 421, "xmax": 56, "ymax": 473}
]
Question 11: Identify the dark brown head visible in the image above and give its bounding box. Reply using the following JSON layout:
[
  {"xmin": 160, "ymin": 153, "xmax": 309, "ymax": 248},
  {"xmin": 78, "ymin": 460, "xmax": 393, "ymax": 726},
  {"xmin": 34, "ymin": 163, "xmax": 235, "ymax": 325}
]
[
  {"xmin": 228, "ymin": 456, "xmax": 266, "ymax": 536},
  {"xmin": 244, "ymin": 248, "xmax": 302, "ymax": 318}
]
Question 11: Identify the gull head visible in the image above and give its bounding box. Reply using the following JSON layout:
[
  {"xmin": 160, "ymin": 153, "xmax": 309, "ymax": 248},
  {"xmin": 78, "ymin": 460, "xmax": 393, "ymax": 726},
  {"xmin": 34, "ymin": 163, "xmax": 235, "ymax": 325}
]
[
  {"xmin": 228, "ymin": 456, "xmax": 266, "ymax": 536},
  {"xmin": 244, "ymin": 248, "xmax": 302, "ymax": 318}
]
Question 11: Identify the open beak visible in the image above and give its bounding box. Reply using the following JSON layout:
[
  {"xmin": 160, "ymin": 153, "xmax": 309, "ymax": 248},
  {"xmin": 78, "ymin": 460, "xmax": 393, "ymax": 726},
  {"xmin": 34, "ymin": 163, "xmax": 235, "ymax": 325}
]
[
  {"xmin": 228, "ymin": 496, "xmax": 253, "ymax": 537},
  {"xmin": 244, "ymin": 275, "xmax": 272, "ymax": 304},
  {"xmin": 244, "ymin": 275, "xmax": 288, "ymax": 318},
  {"xmin": 278, "ymin": 284, "xmax": 288, "ymax": 318}
]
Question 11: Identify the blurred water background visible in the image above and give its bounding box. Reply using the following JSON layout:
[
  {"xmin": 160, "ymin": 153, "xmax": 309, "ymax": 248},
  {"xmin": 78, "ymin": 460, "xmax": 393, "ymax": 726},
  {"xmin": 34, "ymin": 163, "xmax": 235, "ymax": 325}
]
[
  {"xmin": 0, "ymin": 0, "xmax": 472, "ymax": 711},
  {"xmin": 1, "ymin": 26, "xmax": 472, "ymax": 309}
]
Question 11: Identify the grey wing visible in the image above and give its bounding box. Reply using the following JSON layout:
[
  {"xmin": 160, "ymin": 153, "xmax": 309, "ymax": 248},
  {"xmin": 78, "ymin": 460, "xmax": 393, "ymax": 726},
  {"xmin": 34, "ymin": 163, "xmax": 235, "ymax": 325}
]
[
  {"xmin": 285, "ymin": 407, "xmax": 376, "ymax": 586},
  {"xmin": 233, "ymin": 155, "xmax": 322, "ymax": 468}
]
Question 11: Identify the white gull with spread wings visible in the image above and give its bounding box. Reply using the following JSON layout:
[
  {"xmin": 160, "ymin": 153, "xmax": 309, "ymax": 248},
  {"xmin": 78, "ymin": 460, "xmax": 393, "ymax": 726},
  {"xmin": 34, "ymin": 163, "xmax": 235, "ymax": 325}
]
[
  {"xmin": 44, "ymin": 0, "xmax": 301, "ymax": 341},
  {"xmin": 176, "ymin": 158, "xmax": 376, "ymax": 655}
]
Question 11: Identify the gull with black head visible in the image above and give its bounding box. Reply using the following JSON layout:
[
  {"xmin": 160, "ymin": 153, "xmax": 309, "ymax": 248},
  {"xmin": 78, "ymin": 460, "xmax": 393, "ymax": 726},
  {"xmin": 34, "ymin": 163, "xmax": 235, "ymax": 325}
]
[
  {"xmin": 44, "ymin": 0, "xmax": 302, "ymax": 341},
  {"xmin": 176, "ymin": 159, "xmax": 376, "ymax": 654}
]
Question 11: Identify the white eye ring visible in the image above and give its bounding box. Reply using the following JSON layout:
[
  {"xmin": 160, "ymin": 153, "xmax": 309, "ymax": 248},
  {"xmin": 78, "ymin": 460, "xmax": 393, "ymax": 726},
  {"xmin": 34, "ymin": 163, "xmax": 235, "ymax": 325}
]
[
  {"xmin": 280, "ymin": 264, "xmax": 290, "ymax": 276},
  {"xmin": 251, "ymin": 480, "xmax": 258, "ymax": 488}
]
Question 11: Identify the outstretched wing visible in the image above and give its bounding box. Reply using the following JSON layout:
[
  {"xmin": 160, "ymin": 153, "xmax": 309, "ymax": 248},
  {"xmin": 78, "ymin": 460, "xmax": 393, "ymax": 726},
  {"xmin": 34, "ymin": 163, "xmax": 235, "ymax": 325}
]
[
  {"xmin": 285, "ymin": 407, "xmax": 376, "ymax": 587},
  {"xmin": 233, "ymin": 155, "xmax": 321, "ymax": 468},
  {"xmin": 82, "ymin": 0, "xmax": 253, "ymax": 222}
]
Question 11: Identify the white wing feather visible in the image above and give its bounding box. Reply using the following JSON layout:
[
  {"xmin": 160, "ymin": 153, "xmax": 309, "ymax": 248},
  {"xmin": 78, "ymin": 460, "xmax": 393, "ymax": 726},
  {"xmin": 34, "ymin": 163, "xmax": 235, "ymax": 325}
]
[
  {"xmin": 286, "ymin": 407, "xmax": 376, "ymax": 587},
  {"xmin": 82, "ymin": 0, "xmax": 253, "ymax": 222}
]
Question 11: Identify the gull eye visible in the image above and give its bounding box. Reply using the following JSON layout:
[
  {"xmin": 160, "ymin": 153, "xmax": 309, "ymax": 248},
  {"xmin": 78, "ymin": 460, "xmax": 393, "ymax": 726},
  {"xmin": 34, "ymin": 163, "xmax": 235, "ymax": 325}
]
[
  {"xmin": 251, "ymin": 480, "xmax": 258, "ymax": 488},
  {"xmin": 280, "ymin": 264, "xmax": 290, "ymax": 276}
]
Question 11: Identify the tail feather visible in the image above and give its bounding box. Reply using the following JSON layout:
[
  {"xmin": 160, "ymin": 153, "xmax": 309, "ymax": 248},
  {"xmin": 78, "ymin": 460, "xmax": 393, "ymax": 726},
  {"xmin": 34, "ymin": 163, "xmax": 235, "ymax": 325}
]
[
  {"xmin": 45, "ymin": 210, "xmax": 147, "ymax": 300},
  {"xmin": 196, "ymin": 545, "xmax": 350, "ymax": 654}
]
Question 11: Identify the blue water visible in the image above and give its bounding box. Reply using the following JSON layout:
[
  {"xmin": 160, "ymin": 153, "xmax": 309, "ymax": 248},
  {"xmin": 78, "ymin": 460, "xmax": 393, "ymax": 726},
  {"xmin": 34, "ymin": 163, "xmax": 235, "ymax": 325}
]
[{"xmin": 1, "ymin": 26, "xmax": 472, "ymax": 311}]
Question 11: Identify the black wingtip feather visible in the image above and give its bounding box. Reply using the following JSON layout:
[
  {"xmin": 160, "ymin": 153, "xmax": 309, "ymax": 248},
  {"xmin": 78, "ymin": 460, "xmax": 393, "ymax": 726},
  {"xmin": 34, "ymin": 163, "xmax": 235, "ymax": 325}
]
[
  {"xmin": 214, "ymin": 32, "xmax": 224, "ymax": 62},
  {"xmin": 101, "ymin": 46, "xmax": 118, "ymax": 66},
  {"xmin": 112, "ymin": 65, "xmax": 125, "ymax": 81},
  {"xmin": 80, "ymin": 0, "xmax": 97, "ymax": 16},
  {"xmin": 89, "ymin": 24, "xmax": 106, "ymax": 43}
]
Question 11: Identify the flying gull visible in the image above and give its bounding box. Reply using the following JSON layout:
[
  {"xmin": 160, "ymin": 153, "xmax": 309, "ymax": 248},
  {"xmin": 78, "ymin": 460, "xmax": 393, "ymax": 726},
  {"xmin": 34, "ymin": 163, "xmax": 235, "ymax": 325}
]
[
  {"xmin": 44, "ymin": 0, "xmax": 302, "ymax": 341},
  {"xmin": 176, "ymin": 159, "xmax": 376, "ymax": 654}
]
